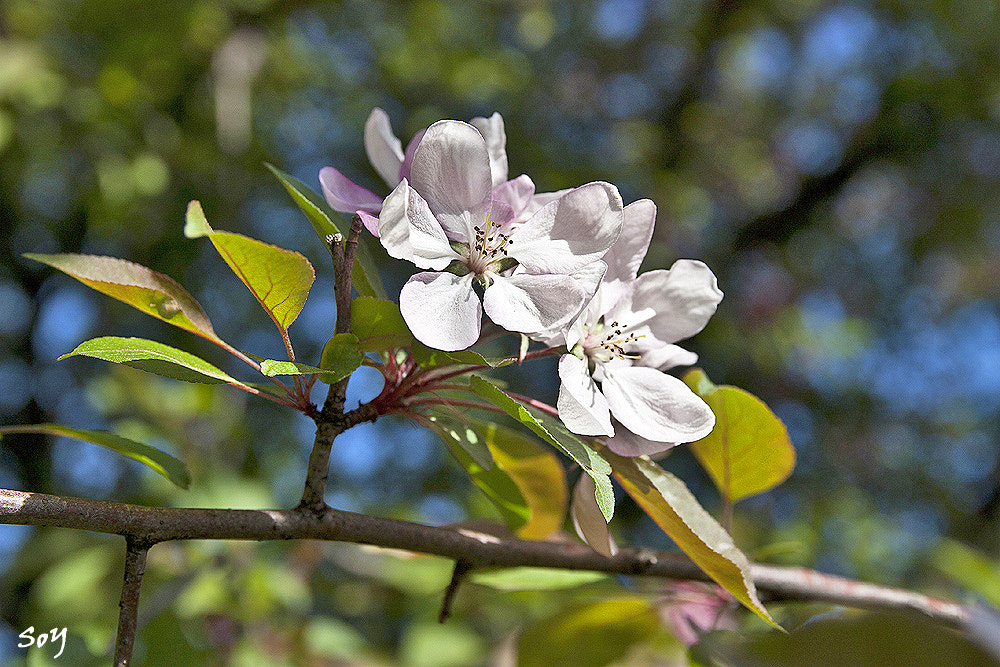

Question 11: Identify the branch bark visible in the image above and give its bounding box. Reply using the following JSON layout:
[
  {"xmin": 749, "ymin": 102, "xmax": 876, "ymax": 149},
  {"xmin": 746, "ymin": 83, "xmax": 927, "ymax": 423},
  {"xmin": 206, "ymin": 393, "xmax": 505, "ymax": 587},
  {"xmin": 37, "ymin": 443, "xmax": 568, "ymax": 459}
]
[
  {"xmin": 113, "ymin": 539, "xmax": 149, "ymax": 667},
  {"xmin": 0, "ymin": 488, "xmax": 969, "ymax": 629}
]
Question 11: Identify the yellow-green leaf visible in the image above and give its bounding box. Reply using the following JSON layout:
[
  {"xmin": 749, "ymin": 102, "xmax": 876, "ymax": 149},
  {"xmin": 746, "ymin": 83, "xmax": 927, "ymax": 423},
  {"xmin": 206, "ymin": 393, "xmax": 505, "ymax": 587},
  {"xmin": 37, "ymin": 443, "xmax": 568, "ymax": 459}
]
[
  {"xmin": 350, "ymin": 296, "xmax": 413, "ymax": 352},
  {"xmin": 24, "ymin": 253, "xmax": 220, "ymax": 343},
  {"xmin": 470, "ymin": 567, "xmax": 608, "ymax": 591},
  {"xmin": 518, "ymin": 598, "xmax": 659, "ymax": 667},
  {"xmin": 605, "ymin": 450, "xmax": 779, "ymax": 629},
  {"xmin": 265, "ymin": 162, "xmax": 386, "ymax": 299},
  {"xmin": 468, "ymin": 374, "xmax": 613, "ymax": 521},
  {"xmin": 59, "ymin": 336, "xmax": 246, "ymax": 387},
  {"xmin": 683, "ymin": 368, "xmax": 795, "ymax": 502},
  {"xmin": 185, "ymin": 200, "xmax": 314, "ymax": 332},
  {"xmin": 482, "ymin": 421, "xmax": 568, "ymax": 540},
  {"xmin": 0, "ymin": 423, "xmax": 190, "ymax": 488},
  {"xmin": 426, "ymin": 414, "xmax": 526, "ymax": 530}
]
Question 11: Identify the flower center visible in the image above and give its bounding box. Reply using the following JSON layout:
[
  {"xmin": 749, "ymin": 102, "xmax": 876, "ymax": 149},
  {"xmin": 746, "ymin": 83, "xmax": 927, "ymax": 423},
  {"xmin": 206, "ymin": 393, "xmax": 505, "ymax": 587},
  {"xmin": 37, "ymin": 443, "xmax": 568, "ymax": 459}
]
[
  {"xmin": 580, "ymin": 319, "xmax": 643, "ymax": 364},
  {"xmin": 468, "ymin": 212, "xmax": 515, "ymax": 275}
]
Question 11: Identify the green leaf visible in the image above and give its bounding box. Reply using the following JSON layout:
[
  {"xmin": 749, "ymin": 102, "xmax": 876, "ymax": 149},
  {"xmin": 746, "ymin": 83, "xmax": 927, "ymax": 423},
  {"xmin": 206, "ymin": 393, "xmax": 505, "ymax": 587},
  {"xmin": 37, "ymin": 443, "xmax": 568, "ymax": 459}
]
[
  {"xmin": 411, "ymin": 342, "xmax": 515, "ymax": 369},
  {"xmin": 518, "ymin": 598, "xmax": 659, "ymax": 667},
  {"xmin": 24, "ymin": 253, "xmax": 221, "ymax": 344},
  {"xmin": 350, "ymin": 296, "xmax": 413, "ymax": 352},
  {"xmin": 481, "ymin": 421, "xmax": 568, "ymax": 540},
  {"xmin": 930, "ymin": 539, "xmax": 1000, "ymax": 606},
  {"xmin": 265, "ymin": 163, "xmax": 386, "ymax": 299},
  {"xmin": 320, "ymin": 333, "xmax": 365, "ymax": 383},
  {"xmin": 260, "ymin": 358, "xmax": 360, "ymax": 386},
  {"xmin": 468, "ymin": 374, "xmax": 614, "ymax": 521},
  {"xmin": 426, "ymin": 414, "xmax": 528, "ymax": 531},
  {"xmin": 470, "ymin": 567, "xmax": 608, "ymax": 591},
  {"xmin": 0, "ymin": 423, "xmax": 190, "ymax": 488},
  {"xmin": 59, "ymin": 336, "xmax": 247, "ymax": 387},
  {"xmin": 683, "ymin": 368, "xmax": 796, "ymax": 502},
  {"xmin": 185, "ymin": 200, "xmax": 315, "ymax": 333},
  {"xmin": 426, "ymin": 412, "xmax": 494, "ymax": 471},
  {"xmin": 605, "ymin": 450, "xmax": 779, "ymax": 629}
]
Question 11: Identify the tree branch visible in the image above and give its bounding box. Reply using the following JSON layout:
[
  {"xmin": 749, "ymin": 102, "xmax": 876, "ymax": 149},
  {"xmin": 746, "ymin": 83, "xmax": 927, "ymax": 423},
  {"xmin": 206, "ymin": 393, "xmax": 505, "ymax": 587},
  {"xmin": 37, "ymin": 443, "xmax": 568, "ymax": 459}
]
[
  {"xmin": 300, "ymin": 216, "xmax": 366, "ymax": 511},
  {"xmin": 0, "ymin": 488, "xmax": 969, "ymax": 629},
  {"xmin": 113, "ymin": 539, "xmax": 150, "ymax": 667}
]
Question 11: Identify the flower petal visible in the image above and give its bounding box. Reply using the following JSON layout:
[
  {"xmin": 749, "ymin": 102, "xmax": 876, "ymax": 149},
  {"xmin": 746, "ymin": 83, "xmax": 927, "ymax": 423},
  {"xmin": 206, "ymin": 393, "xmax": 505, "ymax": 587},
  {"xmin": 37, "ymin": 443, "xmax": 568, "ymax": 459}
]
[
  {"xmin": 357, "ymin": 210, "xmax": 380, "ymax": 237},
  {"xmin": 399, "ymin": 272, "xmax": 482, "ymax": 351},
  {"xmin": 603, "ymin": 198, "xmax": 655, "ymax": 287},
  {"xmin": 483, "ymin": 273, "xmax": 586, "ymax": 337},
  {"xmin": 602, "ymin": 366, "xmax": 715, "ymax": 443},
  {"xmin": 410, "ymin": 120, "xmax": 493, "ymax": 241},
  {"xmin": 399, "ymin": 127, "xmax": 426, "ymax": 182},
  {"xmin": 632, "ymin": 260, "xmax": 723, "ymax": 344},
  {"xmin": 604, "ymin": 422, "xmax": 678, "ymax": 457},
  {"xmin": 364, "ymin": 107, "xmax": 405, "ymax": 187},
  {"xmin": 492, "ymin": 174, "xmax": 535, "ymax": 220},
  {"xmin": 571, "ymin": 473, "xmax": 617, "ymax": 557},
  {"xmin": 469, "ymin": 112, "xmax": 509, "ymax": 187},
  {"xmin": 634, "ymin": 343, "xmax": 699, "ymax": 371},
  {"xmin": 378, "ymin": 181, "xmax": 459, "ymax": 270},
  {"xmin": 557, "ymin": 354, "xmax": 614, "ymax": 437},
  {"xmin": 511, "ymin": 182, "xmax": 624, "ymax": 274},
  {"xmin": 318, "ymin": 166, "xmax": 384, "ymax": 214}
]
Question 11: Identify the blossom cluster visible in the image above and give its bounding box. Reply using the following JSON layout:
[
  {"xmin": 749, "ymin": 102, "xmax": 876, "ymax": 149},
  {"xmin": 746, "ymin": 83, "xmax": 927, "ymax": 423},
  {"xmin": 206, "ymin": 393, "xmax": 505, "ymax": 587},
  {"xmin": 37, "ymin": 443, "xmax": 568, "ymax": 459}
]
[{"xmin": 321, "ymin": 110, "xmax": 723, "ymax": 456}]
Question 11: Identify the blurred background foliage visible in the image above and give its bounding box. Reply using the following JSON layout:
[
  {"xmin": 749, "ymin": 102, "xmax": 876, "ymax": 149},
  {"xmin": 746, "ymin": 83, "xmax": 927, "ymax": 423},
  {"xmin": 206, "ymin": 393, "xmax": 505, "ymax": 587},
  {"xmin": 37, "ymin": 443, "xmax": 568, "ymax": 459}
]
[{"xmin": 2, "ymin": 0, "xmax": 1000, "ymax": 664}]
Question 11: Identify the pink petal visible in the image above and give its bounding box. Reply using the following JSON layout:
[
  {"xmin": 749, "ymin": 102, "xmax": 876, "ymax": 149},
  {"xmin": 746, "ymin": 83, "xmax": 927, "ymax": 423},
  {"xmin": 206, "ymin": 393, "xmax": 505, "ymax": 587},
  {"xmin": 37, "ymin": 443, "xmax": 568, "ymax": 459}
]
[
  {"xmin": 318, "ymin": 166, "xmax": 384, "ymax": 214},
  {"xmin": 364, "ymin": 107, "xmax": 405, "ymax": 187}
]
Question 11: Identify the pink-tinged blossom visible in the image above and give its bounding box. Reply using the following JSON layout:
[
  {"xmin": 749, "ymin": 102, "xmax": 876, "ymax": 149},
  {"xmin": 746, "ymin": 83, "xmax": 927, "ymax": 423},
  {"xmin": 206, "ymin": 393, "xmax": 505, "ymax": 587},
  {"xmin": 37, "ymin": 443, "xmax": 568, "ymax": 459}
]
[
  {"xmin": 378, "ymin": 119, "xmax": 624, "ymax": 351},
  {"xmin": 554, "ymin": 199, "xmax": 722, "ymax": 453},
  {"xmin": 319, "ymin": 108, "xmax": 509, "ymax": 235},
  {"xmin": 657, "ymin": 582, "xmax": 736, "ymax": 647}
]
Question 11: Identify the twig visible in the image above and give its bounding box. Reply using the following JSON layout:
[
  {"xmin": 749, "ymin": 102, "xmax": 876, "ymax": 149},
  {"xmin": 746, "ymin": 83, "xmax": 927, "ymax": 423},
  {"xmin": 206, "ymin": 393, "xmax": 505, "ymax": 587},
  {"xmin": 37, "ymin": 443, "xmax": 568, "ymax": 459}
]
[
  {"xmin": 439, "ymin": 559, "xmax": 473, "ymax": 623},
  {"xmin": 299, "ymin": 216, "xmax": 366, "ymax": 512},
  {"xmin": 113, "ymin": 539, "xmax": 150, "ymax": 667},
  {"xmin": 0, "ymin": 488, "xmax": 970, "ymax": 629}
]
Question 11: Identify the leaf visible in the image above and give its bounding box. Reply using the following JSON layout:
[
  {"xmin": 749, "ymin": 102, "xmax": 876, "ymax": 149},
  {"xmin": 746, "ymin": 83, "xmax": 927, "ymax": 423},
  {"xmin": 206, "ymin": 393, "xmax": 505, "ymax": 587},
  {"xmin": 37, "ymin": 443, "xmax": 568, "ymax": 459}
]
[
  {"xmin": 350, "ymin": 296, "xmax": 413, "ymax": 352},
  {"xmin": 930, "ymin": 540, "xmax": 1000, "ymax": 607},
  {"xmin": 518, "ymin": 598, "xmax": 659, "ymax": 667},
  {"xmin": 184, "ymin": 200, "xmax": 315, "ymax": 333},
  {"xmin": 470, "ymin": 567, "xmax": 609, "ymax": 591},
  {"xmin": 59, "ymin": 336, "xmax": 247, "ymax": 387},
  {"xmin": 259, "ymin": 333, "xmax": 364, "ymax": 385},
  {"xmin": 0, "ymin": 424, "xmax": 190, "ymax": 489},
  {"xmin": 320, "ymin": 333, "xmax": 365, "ymax": 383},
  {"xmin": 265, "ymin": 163, "xmax": 386, "ymax": 299},
  {"xmin": 683, "ymin": 368, "xmax": 795, "ymax": 502},
  {"xmin": 468, "ymin": 375, "xmax": 614, "ymax": 521},
  {"xmin": 482, "ymin": 421, "xmax": 568, "ymax": 540},
  {"xmin": 411, "ymin": 342, "xmax": 515, "ymax": 369},
  {"xmin": 426, "ymin": 414, "xmax": 528, "ymax": 531},
  {"xmin": 24, "ymin": 253, "xmax": 221, "ymax": 343},
  {"xmin": 605, "ymin": 449, "xmax": 779, "ymax": 629}
]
